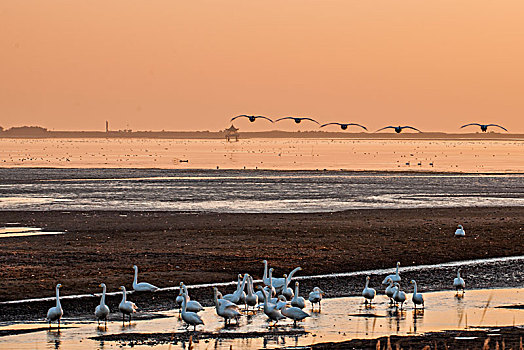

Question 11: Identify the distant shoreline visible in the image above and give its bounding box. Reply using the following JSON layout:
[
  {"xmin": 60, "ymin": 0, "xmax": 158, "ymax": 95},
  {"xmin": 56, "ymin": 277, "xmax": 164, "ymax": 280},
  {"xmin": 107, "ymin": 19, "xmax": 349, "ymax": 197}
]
[{"xmin": 1, "ymin": 130, "xmax": 523, "ymax": 140}]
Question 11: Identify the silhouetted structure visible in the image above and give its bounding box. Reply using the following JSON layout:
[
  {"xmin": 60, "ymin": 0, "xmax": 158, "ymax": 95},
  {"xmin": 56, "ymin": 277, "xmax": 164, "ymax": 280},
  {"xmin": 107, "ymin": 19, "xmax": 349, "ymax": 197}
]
[
  {"xmin": 105, "ymin": 121, "xmax": 109, "ymax": 132},
  {"xmin": 225, "ymin": 125, "xmax": 239, "ymax": 141}
]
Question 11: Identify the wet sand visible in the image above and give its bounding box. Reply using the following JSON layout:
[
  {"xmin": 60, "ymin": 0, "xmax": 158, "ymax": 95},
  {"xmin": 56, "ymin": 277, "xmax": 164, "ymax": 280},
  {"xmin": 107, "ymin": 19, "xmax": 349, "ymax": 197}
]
[{"xmin": 0, "ymin": 207, "xmax": 522, "ymax": 322}]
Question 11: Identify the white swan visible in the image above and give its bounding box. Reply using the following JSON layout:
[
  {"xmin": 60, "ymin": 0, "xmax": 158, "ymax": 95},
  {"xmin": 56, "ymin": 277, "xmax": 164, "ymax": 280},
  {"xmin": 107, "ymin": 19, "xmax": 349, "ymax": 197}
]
[
  {"xmin": 281, "ymin": 274, "xmax": 295, "ymax": 300},
  {"xmin": 175, "ymin": 282, "xmax": 185, "ymax": 309},
  {"xmin": 308, "ymin": 287, "xmax": 324, "ymax": 311},
  {"xmin": 245, "ymin": 275, "xmax": 259, "ymax": 311},
  {"xmin": 410, "ymin": 280, "xmax": 424, "ymax": 309},
  {"xmin": 362, "ymin": 276, "xmax": 376, "ymax": 305},
  {"xmin": 385, "ymin": 278, "xmax": 398, "ymax": 304},
  {"xmin": 132, "ymin": 265, "xmax": 159, "ymax": 292},
  {"xmin": 181, "ymin": 293, "xmax": 204, "ymax": 331},
  {"xmin": 180, "ymin": 283, "xmax": 204, "ymax": 312},
  {"xmin": 291, "ymin": 281, "xmax": 306, "ymax": 309},
  {"xmin": 281, "ymin": 304, "xmax": 310, "ymax": 327},
  {"xmin": 257, "ymin": 269, "xmax": 276, "ymax": 302},
  {"xmin": 223, "ymin": 273, "xmax": 248, "ymax": 304},
  {"xmin": 455, "ymin": 225, "xmax": 465, "ymax": 237},
  {"xmin": 95, "ymin": 283, "xmax": 110, "ymax": 325},
  {"xmin": 453, "ymin": 268, "xmax": 465, "ymax": 295},
  {"xmin": 46, "ymin": 283, "xmax": 63, "ymax": 328},
  {"xmin": 259, "ymin": 287, "xmax": 285, "ymax": 325},
  {"xmin": 382, "ymin": 262, "xmax": 401, "ymax": 285},
  {"xmin": 262, "ymin": 260, "xmax": 302, "ymax": 293},
  {"xmin": 392, "ymin": 283, "xmax": 406, "ymax": 309},
  {"xmin": 118, "ymin": 286, "xmax": 138, "ymax": 323},
  {"xmin": 213, "ymin": 287, "xmax": 241, "ymax": 325},
  {"xmin": 276, "ymin": 295, "xmax": 288, "ymax": 310}
]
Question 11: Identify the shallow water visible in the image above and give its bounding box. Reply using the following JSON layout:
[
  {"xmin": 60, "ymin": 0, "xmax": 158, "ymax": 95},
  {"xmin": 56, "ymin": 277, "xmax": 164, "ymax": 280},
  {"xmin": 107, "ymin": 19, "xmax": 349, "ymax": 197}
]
[
  {"xmin": 0, "ymin": 288, "xmax": 522, "ymax": 349},
  {"xmin": 0, "ymin": 168, "xmax": 523, "ymax": 213},
  {"xmin": 1, "ymin": 138, "xmax": 523, "ymax": 172},
  {"xmin": 0, "ymin": 226, "xmax": 63, "ymax": 239}
]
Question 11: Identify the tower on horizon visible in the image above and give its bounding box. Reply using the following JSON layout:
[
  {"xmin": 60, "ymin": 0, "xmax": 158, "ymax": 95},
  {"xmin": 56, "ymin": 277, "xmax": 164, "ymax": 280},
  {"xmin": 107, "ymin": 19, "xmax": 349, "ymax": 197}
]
[{"xmin": 105, "ymin": 121, "xmax": 109, "ymax": 132}]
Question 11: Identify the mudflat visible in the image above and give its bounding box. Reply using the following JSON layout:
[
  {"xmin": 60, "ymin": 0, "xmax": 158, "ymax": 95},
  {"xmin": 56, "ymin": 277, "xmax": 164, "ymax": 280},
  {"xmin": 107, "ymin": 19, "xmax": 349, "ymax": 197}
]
[{"xmin": 0, "ymin": 207, "xmax": 522, "ymax": 303}]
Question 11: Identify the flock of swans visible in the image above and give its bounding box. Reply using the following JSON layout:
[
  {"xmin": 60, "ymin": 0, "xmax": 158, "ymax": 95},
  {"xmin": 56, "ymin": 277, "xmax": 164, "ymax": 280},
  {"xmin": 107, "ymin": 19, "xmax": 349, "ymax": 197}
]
[
  {"xmin": 45, "ymin": 261, "xmax": 467, "ymax": 332},
  {"xmin": 230, "ymin": 115, "xmax": 508, "ymax": 133}
]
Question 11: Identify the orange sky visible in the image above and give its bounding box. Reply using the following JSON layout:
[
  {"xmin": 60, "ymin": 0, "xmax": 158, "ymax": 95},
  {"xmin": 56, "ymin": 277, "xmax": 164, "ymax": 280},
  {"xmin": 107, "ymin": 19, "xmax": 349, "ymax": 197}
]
[{"xmin": 1, "ymin": 1, "xmax": 524, "ymax": 132}]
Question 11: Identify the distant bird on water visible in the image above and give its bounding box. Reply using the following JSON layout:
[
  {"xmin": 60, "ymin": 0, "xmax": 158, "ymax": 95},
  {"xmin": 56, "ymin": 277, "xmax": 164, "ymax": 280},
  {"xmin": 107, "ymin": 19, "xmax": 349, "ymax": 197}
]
[
  {"xmin": 460, "ymin": 123, "xmax": 507, "ymax": 132},
  {"xmin": 275, "ymin": 117, "xmax": 320, "ymax": 125},
  {"xmin": 320, "ymin": 122, "xmax": 368, "ymax": 131},
  {"xmin": 376, "ymin": 125, "xmax": 422, "ymax": 133},
  {"xmin": 455, "ymin": 224, "xmax": 465, "ymax": 237},
  {"xmin": 132, "ymin": 265, "xmax": 159, "ymax": 292},
  {"xmin": 230, "ymin": 115, "xmax": 274, "ymax": 123}
]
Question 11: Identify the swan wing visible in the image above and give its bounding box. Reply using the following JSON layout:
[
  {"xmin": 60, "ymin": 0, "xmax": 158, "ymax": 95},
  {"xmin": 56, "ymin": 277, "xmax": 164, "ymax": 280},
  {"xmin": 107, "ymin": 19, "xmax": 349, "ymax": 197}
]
[
  {"xmin": 486, "ymin": 124, "xmax": 508, "ymax": 131},
  {"xmin": 460, "ymin": 123, "xmax": 482, "ymax": 129},
  {"xmin": 375, "ymin": 126, "xmax": 394, "ymax": 132},
  {"xmin": 401, "ymin": 126, "xmax": 421, "ymax": 132},
  {"xmin": 320, "ymin": 122, "xmax": 340, "ymax": 128},
  {"xmin": 347, "ymin": 123, "xmax": 368, "ymax": 130},
  {"xmin": 275, "ymin": 117, "xmax": 294, "ymax": 122},
  {"xmin": 230, "ymin": 115, "xmax": 249, "ymax": 121},
  {"xmin": 256, "ymin": 116, "xmax": 274, "ymax": 122},
  {"xmin": 300, "ymin": 117, "xmax": 320, "ymax": 124}
]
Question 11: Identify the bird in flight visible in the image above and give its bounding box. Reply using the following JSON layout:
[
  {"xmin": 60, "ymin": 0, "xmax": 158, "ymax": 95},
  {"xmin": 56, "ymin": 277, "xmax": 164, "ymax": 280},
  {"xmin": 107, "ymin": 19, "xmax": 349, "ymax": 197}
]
[
  {"xmin": 230, "ymin": 115, "xmax": 274, "ymax": 123},
  {"xmin": 460, "ymin": 123, "xmax": 507, "ymax": 132},
  {"xmin": 275, "ymin": 117, "xmax": 320, "ymax": 125},
  {"xmin": 320, "ymin": 122, "xmax": 367, "ymax": 131},
  {"xmin": 375, "ymin": 125, "xmax": 422, "ymax": 133}
]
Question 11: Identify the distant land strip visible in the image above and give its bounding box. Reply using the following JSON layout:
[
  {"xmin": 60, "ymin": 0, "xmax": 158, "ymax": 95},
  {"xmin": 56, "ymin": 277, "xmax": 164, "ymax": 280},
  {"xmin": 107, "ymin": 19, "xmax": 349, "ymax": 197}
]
[{"xmin": 0, "ymin": 127, "xmax": 523, "ymax": 139}]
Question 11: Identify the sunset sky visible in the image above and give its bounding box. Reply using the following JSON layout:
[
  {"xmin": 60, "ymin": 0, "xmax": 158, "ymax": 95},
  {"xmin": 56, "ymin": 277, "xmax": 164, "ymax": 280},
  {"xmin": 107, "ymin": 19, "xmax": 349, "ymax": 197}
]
[{"xmin": 1, "ymin": 1, "xmax": 524, "ymax": 132}]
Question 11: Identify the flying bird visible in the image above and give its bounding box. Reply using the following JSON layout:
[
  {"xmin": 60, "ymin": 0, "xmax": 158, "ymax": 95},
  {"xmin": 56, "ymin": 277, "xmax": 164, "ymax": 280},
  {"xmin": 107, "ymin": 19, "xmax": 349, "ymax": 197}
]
[
  {"xmin": 460, "ymin": 123, "xmax": 507, "ymax": 132},
  {"xmin": 320, "ymin": 122, "xmax": 367, "ymax": 131},
  {"xmin": 375, "ymin": 125, "xmax": 422, "ymax": 133},
  {"xmin": 275, "ymin": 117, "xmax": 320, "ymax": 125},
  {"xmin": 230, "ymin": 115, "xmax": 274, "ymax": 123}
]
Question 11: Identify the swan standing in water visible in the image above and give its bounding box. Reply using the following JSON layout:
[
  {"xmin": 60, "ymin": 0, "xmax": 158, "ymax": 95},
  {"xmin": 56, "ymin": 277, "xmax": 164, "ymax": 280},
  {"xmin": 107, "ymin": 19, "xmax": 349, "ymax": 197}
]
[
  {"xmin": 258, "ymin": 268, "xmax": 276, "ymax": 302},
  {"xmin": 245, "ymin": 275, "xmax": 259, "ymax": 311},
  {"xmin": 362, "ymin": 276, "xmax": 376, "ymax": 305},
  {"xmin": 410, "ymin": 280, "xmax": 424, "ymax": 309},
  {"xmin": 281, "ymin": 274, "xmax": 295, "ymax": 300},
  {"xmin": 223, "ymin": 273, "xmax": 248, "ymax": 305},
  {"xmin": 180, "ymin": 283, "xmax": 204, "ymax": 312},
  {"xmin": 275, "ymin": 295, "xmax": 288, "ymax": 310},
  {"xmin": 308, "ymin": 287, "xmax": 324, "ymax": 311},
  {"xmin": 181, "ymin": 293, "xmax": 204, "ymax": 331},
  {"xmin": 213, "ymin": 287, "xmax": 241, "ymax": 325},
  {"xmin": 175, "ymin": 282, "xmax": 185, "ymax": 310},
  {"xmin": 94, "ymin": 283, "xmax": 110, "ymax": 326},
  {"xmin": 119, "ymin": 286, "xmax": 138, "ymax": 323},
  {"xmin": 453, "ymin": 268, "xmax": 466, "ymax": 295},
  {"xmin": 385, "ymin": 278, "xmax": 398, "ymax": 304},
  {"xmin": 291, "ymin": 281, "xmax": 306, "ymax": 309},
  {"xmin": 262, "ymin": 260, "xmax": 302, "ymax": 293},
  {"xmin": 281, "ymin": 304, "xmax": 310, "ymax": 327},
  {"xmin": 382, "ymin": 262, "xmax": 401, "ymax": 285},
  {"xmin": 259, "ymin": 287, "xmax": 285, "ymax": 325},
  {"xmin": 392, "ymin": 283, "xmax": 406, "ymax": 309},
  {"xmin": 46, "ymin": 284, "xmax": 63, "ymax": 328},
  {"xmin": 132, "ymin": 265, "xmax": 159, "ymax": 292},
  {"xmin": 455, "ymin": 225, "xmax": 465, "ymax": 237}
]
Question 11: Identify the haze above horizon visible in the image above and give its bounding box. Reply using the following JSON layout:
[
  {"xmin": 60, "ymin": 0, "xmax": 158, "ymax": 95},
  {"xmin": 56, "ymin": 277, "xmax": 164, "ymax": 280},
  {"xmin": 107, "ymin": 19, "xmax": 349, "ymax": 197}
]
[{"xmin": 1, "ymin": 1, "xmax": 524, "ymax": 132}]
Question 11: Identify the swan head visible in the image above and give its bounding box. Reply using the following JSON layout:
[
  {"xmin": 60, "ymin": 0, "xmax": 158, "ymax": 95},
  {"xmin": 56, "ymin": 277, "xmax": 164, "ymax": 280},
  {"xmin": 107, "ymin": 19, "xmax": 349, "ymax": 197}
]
[
  {"xmin": 119, "ymin": 286, "xmax": 126, "ymax": 291},
  {"xmin": 278, "ymin": 295, "xmax": 286, "ymax": 302},
  {"xmin": 410, "ymin": 280, "xmax": 415, "ymax": 284},
  {"xmin": 99, "ymin": 283, "xmax": 106, "ymax": 288},
  {"xmin": 396, "ymin": 262, "xmax": 400, "ymax": 267},
  {"xmin": 283, "ymin": 274, "xmax": 288, "ymax": 278},
  {"xmin": 133, "ymin": 265, "xmax": 138, "ymax": 270},
  {"xmin": 295, "ymin": 281, "xmax": 299, "ymax": 287},
  {"xmin": 56, "ymin": 284, "xmax": 62, "ymax": 289},
  {"xmin": 366, "ymin": 276, "xmax": 370, "ymax": 281},
  {"xmin": 458, "ymin": 225, "xmax": 463, "ymax": 229},
  {"xmin": 263, "ymin": 260, "xmax": 267, "ymax": 264}
]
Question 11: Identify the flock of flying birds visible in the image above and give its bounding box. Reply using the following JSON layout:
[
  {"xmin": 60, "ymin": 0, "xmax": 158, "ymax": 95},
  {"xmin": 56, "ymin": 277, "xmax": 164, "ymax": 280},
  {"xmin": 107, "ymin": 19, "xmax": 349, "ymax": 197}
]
[
  {"xmin": 230, "ymin": 115, "xmax": 509, "ymax": 133},
  {"xmin": 46, "ymin": 260, "xmax": 467, "ymax": 332}
]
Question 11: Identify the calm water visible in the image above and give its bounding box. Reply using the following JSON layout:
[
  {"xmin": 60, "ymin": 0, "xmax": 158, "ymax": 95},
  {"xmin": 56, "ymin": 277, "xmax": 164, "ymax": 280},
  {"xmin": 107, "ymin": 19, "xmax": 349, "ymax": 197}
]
[
  {"xmin": 0, "ymin": 169, "xmax": 523, "ymax": 212},
  {"xmin": 0, "ymin": 288, "xmax": 522, "ymax": 349}
]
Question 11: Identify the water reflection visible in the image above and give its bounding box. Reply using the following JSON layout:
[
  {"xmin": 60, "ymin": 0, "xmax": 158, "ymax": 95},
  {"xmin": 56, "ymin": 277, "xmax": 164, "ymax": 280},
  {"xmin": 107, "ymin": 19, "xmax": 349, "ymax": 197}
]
[{"xmin": 46, "ymin": 329, "xmax": 61, "ymax": 350}]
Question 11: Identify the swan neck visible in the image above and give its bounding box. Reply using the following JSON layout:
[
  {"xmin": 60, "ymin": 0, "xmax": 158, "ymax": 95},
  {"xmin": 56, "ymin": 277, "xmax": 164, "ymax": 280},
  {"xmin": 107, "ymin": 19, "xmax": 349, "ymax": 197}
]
[
  {"xmin": 122, "ymin": 289, "xmax": 127, "ymax": 303},
  {"xmin": 247, "ymin": 278, "xmax": 254, "ymax": 295},
  {"xmin": 101, "ymin": 286, "xmax": 106, "ymax": 306},
  {"xmin": 240, "ymin": 274, "xmax": 248, "ymax": 291},
  {"xmin": 181, "ymin": 296, "xmax": 187, "ymax": 313},
  {"xmin": 133, "ymin": 267, "xmax": 138, "ymax": 285},
  {"xmin": 295, "ymin": 283, "xmax": 299, "ymax": 296},
  {"xmin": 263, "ymin": 261, "xmax": 268, "ymax": 282},
  {"xmin": 287, "ymin": 267, "xmax": 301, "ymax": 282},
  {"xmin": 365, "ymin": 279, "xmax": 369, "ymax": 288},
  {"xmin": 413, "ymin": 282, "xmax": 417, "ymax": 294},
  {"xmin": 55, "ymin": 286, "xmax": 61, "ymax": 308}
]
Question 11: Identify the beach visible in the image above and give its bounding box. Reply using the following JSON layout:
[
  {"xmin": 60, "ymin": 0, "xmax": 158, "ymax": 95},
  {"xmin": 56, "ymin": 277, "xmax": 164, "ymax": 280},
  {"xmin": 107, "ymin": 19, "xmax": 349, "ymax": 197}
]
[{"xmin": 0, "ymin": 207, "xmax": 522, "ymax": 320}]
